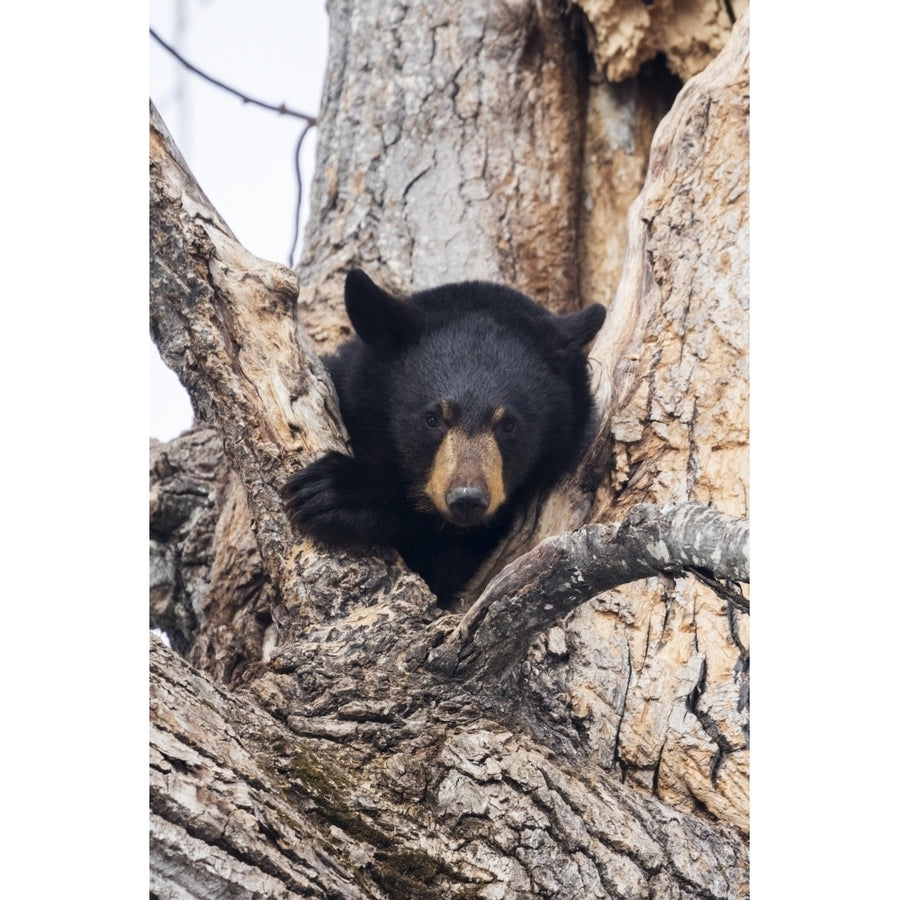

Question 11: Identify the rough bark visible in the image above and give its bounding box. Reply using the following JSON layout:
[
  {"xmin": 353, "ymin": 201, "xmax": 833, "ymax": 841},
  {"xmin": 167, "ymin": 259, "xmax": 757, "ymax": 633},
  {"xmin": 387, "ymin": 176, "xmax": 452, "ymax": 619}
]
[
  {"xmin": 151, "ymin": 428, "xmax": 278, "ymax": 683},
  {"xmin": 150, "ymin": 2, "xmax": 750, "ymax": 895},
  {"xmin": 152, "ymin": 633, "xmax": 748, "ymax": 899},
  {"xmin": 294, "ymin": 0, "xmax": 592, "ymax": 359},
  {"xmin": 513, "ymin": 9, "xmax": 750, "ymax": 835}
]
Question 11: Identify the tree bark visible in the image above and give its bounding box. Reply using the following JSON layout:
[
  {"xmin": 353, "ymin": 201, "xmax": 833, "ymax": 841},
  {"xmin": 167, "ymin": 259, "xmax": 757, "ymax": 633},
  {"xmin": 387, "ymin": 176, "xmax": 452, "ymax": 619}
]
[
  {"xmin": 150, "ymin": 3, "xmax": 750, "ymax": 896},
  {"xmin": 151, "ymin": 633, "xmax": 748, "ymax": 899}
]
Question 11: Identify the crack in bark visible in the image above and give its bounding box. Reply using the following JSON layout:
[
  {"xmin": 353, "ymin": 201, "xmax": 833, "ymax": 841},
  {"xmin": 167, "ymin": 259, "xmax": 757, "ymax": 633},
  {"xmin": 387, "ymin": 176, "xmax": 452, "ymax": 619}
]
[
  {"xmin": 149, "ymin": 8, "xmax": 751, "ymax": 891},
  {"xmin": 685, "ymin": 565, "xmax": 749, "ymax": 614}
]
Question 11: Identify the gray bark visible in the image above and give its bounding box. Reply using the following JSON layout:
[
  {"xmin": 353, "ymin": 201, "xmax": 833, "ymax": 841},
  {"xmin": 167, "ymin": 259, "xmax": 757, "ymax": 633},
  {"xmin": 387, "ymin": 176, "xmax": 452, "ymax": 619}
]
[
  {"xmin": 151, "ymin": 628, "xmax": 748, "ymax": 900},
  {"xmin": 150, "ymin": 3, "xmax": 750, "ymax": 896},
  {"xmin": 428, "ymin": 502, "xmax": 748, "ymax": 682}
]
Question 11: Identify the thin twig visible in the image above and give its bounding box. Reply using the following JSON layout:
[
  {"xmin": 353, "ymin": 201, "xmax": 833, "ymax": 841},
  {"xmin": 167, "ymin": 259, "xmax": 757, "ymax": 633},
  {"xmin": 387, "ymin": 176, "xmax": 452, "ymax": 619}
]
[
  {"xmin": 288, "ymin": 121, "xmax": 316, "ymax": 269},
  {"xmin": 150, "ymin": 28, "xmax": 317, "ymax": 125},
  {"xmin": 151, "ymin": 26, "xmax": 319, "ymax": 267}
]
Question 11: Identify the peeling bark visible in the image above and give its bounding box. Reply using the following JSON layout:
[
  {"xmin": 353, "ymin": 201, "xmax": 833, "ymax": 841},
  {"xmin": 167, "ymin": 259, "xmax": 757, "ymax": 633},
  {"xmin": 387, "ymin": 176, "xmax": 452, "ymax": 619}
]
[
  {"xmin": 577, "ymin": 0, "xmax": 749, "ymax": 82},
  {"xmin": 149, "ymin": 3, "xmax": 750, "ymax": 895}
]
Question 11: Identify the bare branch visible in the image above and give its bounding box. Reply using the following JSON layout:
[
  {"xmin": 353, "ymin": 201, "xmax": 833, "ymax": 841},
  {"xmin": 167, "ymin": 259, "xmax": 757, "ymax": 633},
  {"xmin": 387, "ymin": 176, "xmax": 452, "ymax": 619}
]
[
  {"xmin": 150, "ymin": 28, "xmax": 317, "ymax": 124},
  {"xmin": 288, "ymin": 120, "xmax": 316, "ymax": 270},
  {"xmin": 151, "ymin": 27, "xmax": 319, "ymax": 269},
  {"xmin": 149, "ymin": 100, "xmax": 334, "ymax": 625},
  {"xmin": 428, "ymin": 502, "xmax": 749, "ymax": 680}
]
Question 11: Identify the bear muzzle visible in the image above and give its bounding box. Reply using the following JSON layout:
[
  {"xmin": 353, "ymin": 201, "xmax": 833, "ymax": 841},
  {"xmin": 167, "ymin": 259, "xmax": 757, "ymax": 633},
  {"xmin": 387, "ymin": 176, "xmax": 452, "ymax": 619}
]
[{"xmin": 425, "ymin": 427, "xmax": 506, "ymax": 527}]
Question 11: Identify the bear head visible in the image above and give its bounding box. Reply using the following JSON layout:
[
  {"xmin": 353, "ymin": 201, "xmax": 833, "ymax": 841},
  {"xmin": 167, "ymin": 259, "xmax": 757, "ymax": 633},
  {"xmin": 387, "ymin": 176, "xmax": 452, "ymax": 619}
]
[{"xmin": 342, "ymin": 269, "xmax": 605, "ymax": 530}]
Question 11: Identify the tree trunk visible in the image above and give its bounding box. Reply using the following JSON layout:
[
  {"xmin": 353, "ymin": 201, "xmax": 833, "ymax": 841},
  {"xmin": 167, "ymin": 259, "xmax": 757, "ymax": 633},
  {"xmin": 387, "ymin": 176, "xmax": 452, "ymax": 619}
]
[{"xmin": 150, "ymin": 3, "xmax": 749, "ymax": 897}]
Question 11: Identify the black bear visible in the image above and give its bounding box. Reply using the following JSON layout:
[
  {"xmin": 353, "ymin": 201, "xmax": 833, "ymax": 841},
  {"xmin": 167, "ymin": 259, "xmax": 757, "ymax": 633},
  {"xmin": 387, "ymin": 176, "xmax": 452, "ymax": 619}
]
[{"xmin": 283, "ymin": 269, "xmax": 605, "ymax": 607}]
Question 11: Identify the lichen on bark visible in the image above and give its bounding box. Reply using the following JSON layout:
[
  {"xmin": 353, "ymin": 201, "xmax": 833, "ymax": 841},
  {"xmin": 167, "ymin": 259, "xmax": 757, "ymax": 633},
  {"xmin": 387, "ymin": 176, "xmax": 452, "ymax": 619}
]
[{"xmin": 149, "ymin": 3, "xmax": 751, "ymax": 895}]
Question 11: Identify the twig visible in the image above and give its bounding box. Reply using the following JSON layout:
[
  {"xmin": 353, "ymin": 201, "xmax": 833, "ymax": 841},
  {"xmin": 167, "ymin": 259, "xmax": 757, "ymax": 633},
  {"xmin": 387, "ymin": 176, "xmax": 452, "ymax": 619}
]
[
  {"xmin": 684, "ymin": 565, "xmax": 749, "ymax": 614},
  {"xmin": 150, "ymin": 28, "xmax": 317, "ymax": 124},
  {"xmin": 288, "ymin": 121, "xmax": 316, "ymax": 269},
  {"xmin": 151, "ymin": 26, "xmax": 319, "ymax": 267}
]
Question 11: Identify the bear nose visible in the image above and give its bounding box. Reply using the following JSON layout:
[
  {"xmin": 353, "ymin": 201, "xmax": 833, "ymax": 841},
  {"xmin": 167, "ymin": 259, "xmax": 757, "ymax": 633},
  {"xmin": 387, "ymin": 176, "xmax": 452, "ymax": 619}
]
[{"xmin": 446, "ymin": 486, "xmax": 490, "ymax": 526}]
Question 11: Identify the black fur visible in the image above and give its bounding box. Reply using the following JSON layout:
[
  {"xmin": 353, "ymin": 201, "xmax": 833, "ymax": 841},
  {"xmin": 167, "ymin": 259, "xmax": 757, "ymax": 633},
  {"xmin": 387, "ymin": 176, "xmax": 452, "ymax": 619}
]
[{"xmin": 283, "ymin": 269, "xmax": 605, "ymax": 606}]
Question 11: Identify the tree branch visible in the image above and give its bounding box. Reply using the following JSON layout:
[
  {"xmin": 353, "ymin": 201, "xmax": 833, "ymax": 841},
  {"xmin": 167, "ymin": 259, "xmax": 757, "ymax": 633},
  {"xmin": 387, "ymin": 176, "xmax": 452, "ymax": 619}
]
[
  {"xmin": 150, "ymin": 100, "xmax": 432, "ymax": 630},
  {"xmin": 150, "ymin": 28, "xmax": 317, "ymax": 123},
  {"xmin": 150, "ymin": 98, "xmax": 316, "ymax": 612},
  {"xmin": 428, "ymin": 502, "xmax": 748, "ymax": 680},
  {"xmin": 288, "ymin": 120, "xmax": 316, "ymax": 269},
  {"xmin": 150, "ymin": 28, "xmax": 318, "ymax": 269}
]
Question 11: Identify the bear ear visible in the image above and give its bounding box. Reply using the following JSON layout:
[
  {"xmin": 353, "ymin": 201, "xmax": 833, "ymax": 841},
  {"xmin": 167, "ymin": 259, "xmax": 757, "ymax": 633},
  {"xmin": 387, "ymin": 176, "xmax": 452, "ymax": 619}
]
[
  {"xmin": 344, "ymin": 269, "xmax": 423, "ymax": 356},
  {"xmin": 553, "ymin": 304, "xmax": 606, "ymax": 355}
]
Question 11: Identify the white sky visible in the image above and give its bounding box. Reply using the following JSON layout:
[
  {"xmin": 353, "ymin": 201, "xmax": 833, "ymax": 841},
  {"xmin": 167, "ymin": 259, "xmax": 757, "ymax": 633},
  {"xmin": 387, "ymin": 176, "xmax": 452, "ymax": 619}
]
[
  {"xmin": 141, "ymin": 6, "xmax": 899, "ymax": 892},
  {"xmin": 2, "ymin": 4, "xmax": 895, "ymax": 894},
  {"xmin": 149, "ymin": 0, "xmax": 329, "ymax": 440}
]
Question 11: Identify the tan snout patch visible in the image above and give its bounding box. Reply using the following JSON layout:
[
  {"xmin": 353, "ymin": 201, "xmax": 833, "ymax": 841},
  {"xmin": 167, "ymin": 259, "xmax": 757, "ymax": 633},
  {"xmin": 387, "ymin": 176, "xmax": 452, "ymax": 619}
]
[{"xmin": 425, "ymin": 427, "xmax": 506, "ymax": 520}]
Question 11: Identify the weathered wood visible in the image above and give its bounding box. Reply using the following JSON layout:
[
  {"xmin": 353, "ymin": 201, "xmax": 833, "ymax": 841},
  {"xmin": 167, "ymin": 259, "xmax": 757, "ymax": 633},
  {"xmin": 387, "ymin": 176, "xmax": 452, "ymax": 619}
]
[
  {"xmin": 151, "ymin": 634, "xmax": 749, "ymax": 899},
  {"xmin": 149, "ymin": 2, "xmax": 751, "ymax": 893},
  {"xmin": 150, "ymin": 635, "xmax": 376, "ymax": 899},
  {"xmin": 150, "ymin": 101, "xmax": 431, "ymax": 634},
  {"xmin": 578, "ymin": 0, "xmax": 748, "ymax": 82},
  {"xmin": 429, "ymin": 502, "xmax": 748, "ymax": 681},
  {"xmin": 552, "ymin": 8, "xmax": 750, "ymax": 832},
  {"xmin": 151, "ymin": 427, "xmax": 279, "ymax": 684}
]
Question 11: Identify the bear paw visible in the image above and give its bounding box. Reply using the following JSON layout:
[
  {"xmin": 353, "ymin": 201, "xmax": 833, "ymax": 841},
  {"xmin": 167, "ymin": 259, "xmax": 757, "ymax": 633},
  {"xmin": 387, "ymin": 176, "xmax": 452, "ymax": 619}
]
[{"xmin": 281, "ymin": 451, "xmax": 396, "ymax": 547}]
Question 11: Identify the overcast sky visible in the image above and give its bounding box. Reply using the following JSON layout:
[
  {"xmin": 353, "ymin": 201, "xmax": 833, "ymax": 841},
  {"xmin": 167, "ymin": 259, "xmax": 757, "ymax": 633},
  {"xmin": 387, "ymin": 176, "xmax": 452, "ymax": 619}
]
[
  {"xmin": 1, "ymin": 7, "xmax": 893, "ymax": 893},
  {"xmin": 149, "ymin": 0, "xmax": 329, "ymax": 440}
]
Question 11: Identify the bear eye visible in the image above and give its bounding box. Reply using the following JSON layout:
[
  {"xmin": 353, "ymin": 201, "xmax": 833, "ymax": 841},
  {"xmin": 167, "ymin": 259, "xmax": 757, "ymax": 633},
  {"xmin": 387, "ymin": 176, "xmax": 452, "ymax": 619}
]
[
  {"xmin": 499, "ymin": 418, "xmax": 516, "ymax": 435},
  {"xmin": 425, "ymin": 413, "xmax": 441, "ymax": 429}
]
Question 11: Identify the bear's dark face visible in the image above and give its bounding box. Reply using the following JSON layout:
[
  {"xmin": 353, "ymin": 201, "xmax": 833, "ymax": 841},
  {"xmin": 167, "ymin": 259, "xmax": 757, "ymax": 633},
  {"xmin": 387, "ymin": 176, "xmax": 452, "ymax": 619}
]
[
  {"xmin": 386, "ymin": 316, "xmax": 561, "ymax": 526},
  {"xmin": 343, "ymin": 270, "xmax": 604, "ymax": 530}
]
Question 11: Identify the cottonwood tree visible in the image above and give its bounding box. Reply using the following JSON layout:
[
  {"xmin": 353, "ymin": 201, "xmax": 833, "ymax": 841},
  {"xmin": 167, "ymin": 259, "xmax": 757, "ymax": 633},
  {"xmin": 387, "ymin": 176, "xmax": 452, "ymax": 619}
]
[{"xmin": 150, "ymin": 2, "xmax": 749, "ymax": 897}]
